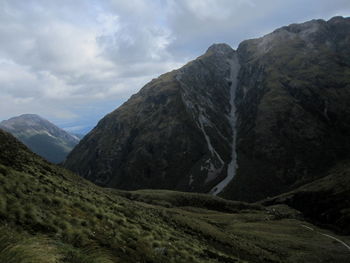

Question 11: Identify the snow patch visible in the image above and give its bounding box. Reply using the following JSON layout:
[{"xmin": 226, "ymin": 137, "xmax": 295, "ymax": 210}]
[
  {"xmin": 42, "ymin": 130, "xmax": 56, "ymax": 138},
  {"xmin": 210, "ymin": 54, "xmax": 240, "ymax": 195}
]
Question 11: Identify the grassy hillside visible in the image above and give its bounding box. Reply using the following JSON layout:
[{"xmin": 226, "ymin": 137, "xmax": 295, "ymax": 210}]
[
  {"xmin": 262, "ymin": 160, "xmax": 350, "ymax": 235},
  {"xmin": 1, "ymin": 129, "xmax": 350, "ymax": 262}
]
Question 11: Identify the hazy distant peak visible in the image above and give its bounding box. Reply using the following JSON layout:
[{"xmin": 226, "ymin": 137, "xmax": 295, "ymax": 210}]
[
  {"xmin": 18, "ymin": 113, "xmax": 43, "ymax": 119},
  {"xmin": 2, "ymin": 114, "xmax": 48, "ymax": 127},
  {"xmin": 0, "ymin": 114, "xmax": 79, "ymax": 163}
]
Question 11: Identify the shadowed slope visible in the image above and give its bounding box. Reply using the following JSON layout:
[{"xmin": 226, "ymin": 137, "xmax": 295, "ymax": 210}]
[{"xmin": 1, "ymin": 128, "xmax": 350, "ymax": 262}]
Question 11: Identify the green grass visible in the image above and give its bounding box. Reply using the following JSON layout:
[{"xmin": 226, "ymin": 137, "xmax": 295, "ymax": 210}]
[
  {"xmin": 0, "ymin": 226, "xmax": 57, "ymax": 263},
  {"xmin": 262, "ymin": 161, "xmax": 350, "ymax": 234},
  {"xmin": 1, "ymin": 129, "xmax": 350, "ymax": 262}
]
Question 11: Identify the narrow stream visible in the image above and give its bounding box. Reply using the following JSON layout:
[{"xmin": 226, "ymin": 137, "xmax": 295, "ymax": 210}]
[{"xmin": 210, "ymin": 54, "xmax": 240, "ymax": 195}]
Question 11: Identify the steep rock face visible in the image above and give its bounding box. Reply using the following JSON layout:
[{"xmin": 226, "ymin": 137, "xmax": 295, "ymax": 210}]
[
  {"xmin": 65, "ymin": 44, "xmax": 239, "ymax": 192},
  {"xmin": 66, "ymin": 17, "xmax": 350, "ymax": 202},
  {"xmin": 222, "ymin": 17, "xmax": 350, "ymax": 201},
  {"xmin": 0, "ymin": 114, "xmax": 79, "ymax": 163}
]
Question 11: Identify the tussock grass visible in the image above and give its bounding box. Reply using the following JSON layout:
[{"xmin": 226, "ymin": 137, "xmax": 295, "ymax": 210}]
[
  {"xmin": 0, "ymin": 226, "xmax": 57, "ymax": 263},
  {"xmin": 1, "ymin": 129, "xmax": 350, "ymax": 262},
  {"xmin": 61, "ymin": 245, "xmax": 113, "ymax": 263}
]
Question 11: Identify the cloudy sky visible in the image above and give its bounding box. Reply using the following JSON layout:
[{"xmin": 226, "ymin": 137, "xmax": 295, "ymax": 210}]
[{"xmin": 0, "ymin": 0, "xmax": 349, "ymax": 133}]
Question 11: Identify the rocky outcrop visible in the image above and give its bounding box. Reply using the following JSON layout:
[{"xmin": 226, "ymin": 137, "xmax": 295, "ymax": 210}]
[{"xmin": 65, "ymin": 16, "xmax": 350, "ymax": 202}]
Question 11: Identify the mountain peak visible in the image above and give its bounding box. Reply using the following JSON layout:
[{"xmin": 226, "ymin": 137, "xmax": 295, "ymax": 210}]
[
  {"xmin": 17, "ymin": 113, "xmax": 48, "ymax": 122},
  {"xmin": 206, "ymin": 43, "xmax": 234, "ymax": 55},
  {"xmin": 0, "ymin": 114, "xmax": 79, "ymax": 163},
  {"xmin": 328, "ymin": 16, "xmax": 349, "ymax": 24},
  {"xmin": 1, "ymin": 113, "xmax": 48, "ymax": 127}
]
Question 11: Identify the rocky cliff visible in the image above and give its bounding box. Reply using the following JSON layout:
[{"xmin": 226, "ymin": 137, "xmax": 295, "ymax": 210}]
[
  {"xmin": 65, "ymin": 44, "xmax": 238, "ymax": 193},
  {"xmin": 65, "ymin": 16, "xmax": 350, "ymax": 202}
]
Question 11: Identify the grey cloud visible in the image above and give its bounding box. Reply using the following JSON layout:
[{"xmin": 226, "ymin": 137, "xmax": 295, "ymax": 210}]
[
  {"xmin": 166, "ymin": 0, "xmax": 350, "ymax": 54},
  {"xmin": 0, "ymin": 0, "xmax": 349, "ymax": 133}
]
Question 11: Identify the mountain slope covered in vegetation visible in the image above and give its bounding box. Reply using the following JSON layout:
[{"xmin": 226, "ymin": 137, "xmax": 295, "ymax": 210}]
[
  {"xmin": 1, "ymin": 129, "xmax": 350, "ymax": 262},
  {"xmin": 65, "ymin": 17, "xmax": 350, "ymax": 202}
]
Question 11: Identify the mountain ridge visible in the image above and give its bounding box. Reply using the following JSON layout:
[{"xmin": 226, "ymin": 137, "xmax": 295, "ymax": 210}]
[
  {"xmin": 226, "ymin": 15, "xmax": 350, "ymax": 201},
  {"xmin": 65, "ymin": 16, "xmax": 350, "ymax": 202},
  {"xmin": 1, "ymin": 114, "xmax": 79, "ymax": 163},
  {"xmin": 65, "ymin": 44, "xmax": 237, "ymax": 192}
]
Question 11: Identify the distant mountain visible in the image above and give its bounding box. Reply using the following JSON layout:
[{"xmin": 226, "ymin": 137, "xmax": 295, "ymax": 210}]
[
  {"xmin": 65, "ymin": 16, "xmax": 350, "ymax": 202},
  {"xmin": 0, "ymin": 114, "xmax": 79, "ymax": 163}
]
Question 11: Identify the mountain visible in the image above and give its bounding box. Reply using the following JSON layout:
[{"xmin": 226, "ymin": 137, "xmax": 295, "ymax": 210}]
[
  {"xmin": 65, "ymin": 16, "xmax": 350, "ymax": 203},
  {"xmin": 224, "ymin": 16, "xmax": 350, "ymax": 201},
  {"xmin": 262, "ymin": 159, "xmax": 350, "ymax": 235},
  {"xmin": 0, "ymin": 114, "xmax": 79, "ymax": 164},
  {"xmin": 65, "ymin": 44, "xmax": 238, "ymax": 192},
  {"xmin": 1, "ymin": 128, "xmax": 350, "ymax": 262}
]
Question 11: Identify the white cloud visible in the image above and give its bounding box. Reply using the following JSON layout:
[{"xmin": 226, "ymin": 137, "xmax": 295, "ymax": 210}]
[
  {"xmin": 0, "ymin": 0, "xmax": 349, "ymax": 133},
  {"xmin": 0, "ymin": 0, "xmax": 185, "ymax": 127}
]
